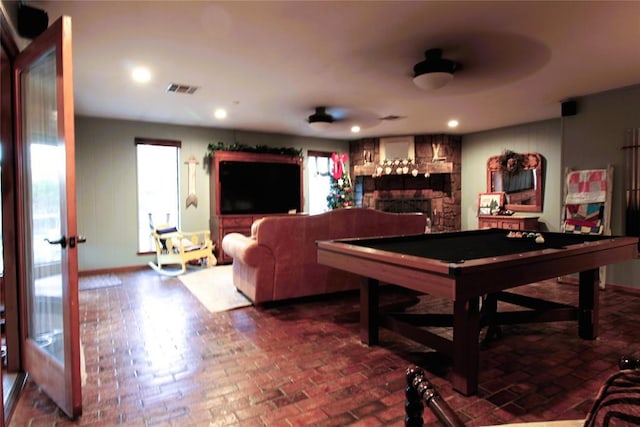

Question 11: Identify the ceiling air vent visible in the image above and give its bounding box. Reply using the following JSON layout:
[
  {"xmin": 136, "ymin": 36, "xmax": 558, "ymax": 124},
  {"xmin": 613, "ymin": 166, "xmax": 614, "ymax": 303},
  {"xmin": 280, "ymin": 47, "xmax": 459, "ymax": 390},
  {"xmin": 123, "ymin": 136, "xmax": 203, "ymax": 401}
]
[
  {"xmin": 166, "ymin": 83, "xmax": 199, "ymax": 94},
  {"xmin": 380, "ymin": 115, "xmax": 406, "ymax": 121}
]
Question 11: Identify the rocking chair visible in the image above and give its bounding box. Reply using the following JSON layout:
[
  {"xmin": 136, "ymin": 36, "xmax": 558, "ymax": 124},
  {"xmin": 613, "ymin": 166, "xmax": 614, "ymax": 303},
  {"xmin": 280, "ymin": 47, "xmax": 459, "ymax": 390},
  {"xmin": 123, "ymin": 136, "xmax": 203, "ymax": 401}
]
[{"xmin": 148, "ymin": 224, "xmax": 216, "ymax": 276}]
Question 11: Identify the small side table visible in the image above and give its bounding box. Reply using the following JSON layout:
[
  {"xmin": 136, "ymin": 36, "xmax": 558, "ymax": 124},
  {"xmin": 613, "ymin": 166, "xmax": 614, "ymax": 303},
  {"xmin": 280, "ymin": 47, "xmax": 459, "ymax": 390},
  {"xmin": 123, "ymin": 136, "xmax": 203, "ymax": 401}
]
[{"xmin": 478, "ymin": 214, "xmax": 539, "ymax": 231}]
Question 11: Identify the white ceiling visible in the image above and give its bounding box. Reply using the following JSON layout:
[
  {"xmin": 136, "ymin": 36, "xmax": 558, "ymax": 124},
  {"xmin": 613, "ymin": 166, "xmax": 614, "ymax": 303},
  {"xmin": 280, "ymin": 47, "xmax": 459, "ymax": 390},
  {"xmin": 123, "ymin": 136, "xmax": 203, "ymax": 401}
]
[{"xmin": 30, "ymin": 1, "xmax": 640, "ymax": 140}]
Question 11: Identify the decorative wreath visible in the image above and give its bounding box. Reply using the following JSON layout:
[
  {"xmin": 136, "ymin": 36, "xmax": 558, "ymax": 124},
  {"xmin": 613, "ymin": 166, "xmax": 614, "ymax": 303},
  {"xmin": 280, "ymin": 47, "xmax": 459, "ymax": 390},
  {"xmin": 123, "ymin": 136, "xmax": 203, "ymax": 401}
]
[{"xmin": 498, "ymin": 150, "xmax": 526, "ymax": 175}]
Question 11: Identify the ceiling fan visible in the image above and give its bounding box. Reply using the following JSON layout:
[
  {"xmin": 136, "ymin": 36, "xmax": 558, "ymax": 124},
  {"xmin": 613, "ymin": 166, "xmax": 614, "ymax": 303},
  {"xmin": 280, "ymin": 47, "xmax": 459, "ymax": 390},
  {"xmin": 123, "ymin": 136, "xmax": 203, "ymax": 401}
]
[
  {"xmin": 413, "ymin": 48, "xmax": 462, "ymax": 90},
  {"xmin": 307, "ymin": 106, "xmax": 406, "ymax": 133},
  {"xmin": 308, "ymin": 107, "xmax": 334, "ymax": 130}
]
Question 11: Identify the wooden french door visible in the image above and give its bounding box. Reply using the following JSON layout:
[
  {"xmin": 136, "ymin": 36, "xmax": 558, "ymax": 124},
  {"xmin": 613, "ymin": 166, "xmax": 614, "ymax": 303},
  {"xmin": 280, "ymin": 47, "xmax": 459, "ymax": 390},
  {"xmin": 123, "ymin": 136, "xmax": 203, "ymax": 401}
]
[{"xmin": 14, "ymin": 16, "xmax": 82, "ymax": 418}]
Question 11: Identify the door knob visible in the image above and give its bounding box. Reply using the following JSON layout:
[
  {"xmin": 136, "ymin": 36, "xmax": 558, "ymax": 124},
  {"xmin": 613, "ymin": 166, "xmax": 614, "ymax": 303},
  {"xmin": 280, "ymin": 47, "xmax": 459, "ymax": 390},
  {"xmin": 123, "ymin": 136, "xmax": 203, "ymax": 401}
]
[
  {"xmin": 69, "ymin": 236, "xmax": 87, "ymax": 248},
  {"xmin": 44, "ymin": 236, "xmax": 67, "ymax": 248}
]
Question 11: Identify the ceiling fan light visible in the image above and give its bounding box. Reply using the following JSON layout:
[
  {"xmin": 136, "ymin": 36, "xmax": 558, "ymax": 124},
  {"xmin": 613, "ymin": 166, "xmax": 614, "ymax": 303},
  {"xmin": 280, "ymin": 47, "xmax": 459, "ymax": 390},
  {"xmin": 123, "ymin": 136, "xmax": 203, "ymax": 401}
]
[
  {"xmin": 413, "ymin": 72, "xmax": 454, "ymax": 90},
  {"xmin": 309, "ymin": 120, "xmax": 332, "ymax": 131},
  {"xmin": 412, "ymin": 48, "xmax": 460, "ymax": 90}
]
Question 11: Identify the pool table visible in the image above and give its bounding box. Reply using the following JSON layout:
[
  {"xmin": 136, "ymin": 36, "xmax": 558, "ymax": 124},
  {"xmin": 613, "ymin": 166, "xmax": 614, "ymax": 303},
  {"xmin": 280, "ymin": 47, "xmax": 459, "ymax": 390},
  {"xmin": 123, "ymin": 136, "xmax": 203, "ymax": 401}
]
[{"xmin": 316, "ymin": 228, "xmax": 639, "ymax": 395}]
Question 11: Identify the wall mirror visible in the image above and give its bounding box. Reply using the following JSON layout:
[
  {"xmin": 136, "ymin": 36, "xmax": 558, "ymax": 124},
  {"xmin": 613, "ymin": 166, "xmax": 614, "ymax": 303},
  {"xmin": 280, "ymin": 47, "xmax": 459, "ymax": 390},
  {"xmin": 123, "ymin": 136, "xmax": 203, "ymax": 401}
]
[
  {"xmin": 487, "ymin": 151, "xmax": 544, "ymax": 212},
  {"xmin": 379, "ymin": 136, "xmax": 415, "ymax": 162}
]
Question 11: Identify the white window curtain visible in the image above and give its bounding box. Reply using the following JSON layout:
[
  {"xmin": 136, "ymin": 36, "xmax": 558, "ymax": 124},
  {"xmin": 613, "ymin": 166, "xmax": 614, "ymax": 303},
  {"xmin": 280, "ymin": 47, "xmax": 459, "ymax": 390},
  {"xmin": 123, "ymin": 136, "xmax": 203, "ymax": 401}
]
[
  {"xmin": 136, "ymin": 143, "xmax": 180, "ymax": 252},
  {"xmin": 308, "ymin": 154, "xmax": 331, "ymax": 214}
]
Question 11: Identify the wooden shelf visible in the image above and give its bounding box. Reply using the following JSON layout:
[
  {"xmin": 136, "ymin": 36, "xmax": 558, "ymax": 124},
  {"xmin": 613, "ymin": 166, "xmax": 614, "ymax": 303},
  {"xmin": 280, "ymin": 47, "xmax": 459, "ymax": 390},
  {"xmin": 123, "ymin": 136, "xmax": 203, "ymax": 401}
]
[
  {"xmin": 425, "ymin": 162, "xmax": 453, "ymax": 174},
  {"xmin": 353, "ymin": 164, "xmax": 377, "ymax": 176}
]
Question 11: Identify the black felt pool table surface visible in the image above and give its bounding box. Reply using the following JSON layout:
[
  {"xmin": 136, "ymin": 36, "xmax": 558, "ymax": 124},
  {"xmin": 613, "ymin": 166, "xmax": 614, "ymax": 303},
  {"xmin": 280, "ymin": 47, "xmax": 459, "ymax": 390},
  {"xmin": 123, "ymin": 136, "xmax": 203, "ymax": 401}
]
[{"xmin": 347, "ymin": 229, "xmax": 613, "ymax": 264}]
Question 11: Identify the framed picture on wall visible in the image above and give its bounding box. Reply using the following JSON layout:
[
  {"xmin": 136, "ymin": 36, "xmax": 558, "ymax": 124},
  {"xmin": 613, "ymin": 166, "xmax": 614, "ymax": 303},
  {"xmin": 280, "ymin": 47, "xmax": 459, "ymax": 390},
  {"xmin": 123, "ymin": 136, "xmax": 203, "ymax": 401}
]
[
  {"xmin": 478, "ymin": 192, "xmax": 505, "ymax": 215},
  {"xmin": 379, "ymin": 136, "xmax": 415, "ymax": 162}
]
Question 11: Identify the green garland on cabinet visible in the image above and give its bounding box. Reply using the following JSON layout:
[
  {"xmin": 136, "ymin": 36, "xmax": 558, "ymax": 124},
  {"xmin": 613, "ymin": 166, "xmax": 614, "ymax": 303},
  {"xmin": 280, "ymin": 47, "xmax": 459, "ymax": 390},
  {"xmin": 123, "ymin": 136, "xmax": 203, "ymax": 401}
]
[{"xmin": 206, "ymin": 141, "xmax": 303, "ymax": 161}]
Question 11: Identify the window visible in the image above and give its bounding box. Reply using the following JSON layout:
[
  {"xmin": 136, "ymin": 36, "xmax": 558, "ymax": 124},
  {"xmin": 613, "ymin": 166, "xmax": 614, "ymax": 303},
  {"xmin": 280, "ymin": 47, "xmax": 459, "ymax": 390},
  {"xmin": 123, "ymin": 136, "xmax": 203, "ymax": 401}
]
[
  {"xmin": 30, "ymin": 143, "xmax": 62, "ymax": 267},
  {"xmin": 307, "ymin": 151, "xmax": 332, "ymax": 215},
  {"xmin": 135, "ymin": 138, "xmax": 180, "ymax": 253}
]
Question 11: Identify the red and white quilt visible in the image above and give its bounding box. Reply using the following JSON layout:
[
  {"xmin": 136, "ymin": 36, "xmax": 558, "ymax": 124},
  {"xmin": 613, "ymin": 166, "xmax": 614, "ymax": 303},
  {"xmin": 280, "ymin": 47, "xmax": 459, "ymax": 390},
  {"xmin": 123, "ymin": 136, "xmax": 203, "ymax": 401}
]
[{"xmin": 565, "ymin": 169, "xmax": 607, "ymax": 204}]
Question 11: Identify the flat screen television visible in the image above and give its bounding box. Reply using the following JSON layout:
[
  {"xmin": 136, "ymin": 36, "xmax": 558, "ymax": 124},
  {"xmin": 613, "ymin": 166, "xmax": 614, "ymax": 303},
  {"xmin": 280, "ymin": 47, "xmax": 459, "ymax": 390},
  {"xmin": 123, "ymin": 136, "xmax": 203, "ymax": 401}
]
[{"xmin": 219, "ymin": 160, "xmax": 302, "ymax": 215}]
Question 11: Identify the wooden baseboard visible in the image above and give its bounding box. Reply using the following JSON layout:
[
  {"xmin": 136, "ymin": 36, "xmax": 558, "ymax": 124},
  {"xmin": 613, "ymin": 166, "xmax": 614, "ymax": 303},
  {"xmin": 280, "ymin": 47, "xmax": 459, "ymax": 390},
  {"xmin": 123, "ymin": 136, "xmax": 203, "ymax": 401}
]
[
  {"xmin": 606, "ymin": 283, "xmax": 640, "ymax": 294},
  {"xmin": 79, "ymin": 265, "xmax": 148, "ymax": 277},
  {"xmin": 78, "ymin": 266, "xmax": 640, "ymax": 296},
  {"xmin": 557, "ymin": 276, "xmax": 579, "ymax": 285},
  {"xmin": 557, "ymin": 276, "xmax": 640, "ymax": 295}
]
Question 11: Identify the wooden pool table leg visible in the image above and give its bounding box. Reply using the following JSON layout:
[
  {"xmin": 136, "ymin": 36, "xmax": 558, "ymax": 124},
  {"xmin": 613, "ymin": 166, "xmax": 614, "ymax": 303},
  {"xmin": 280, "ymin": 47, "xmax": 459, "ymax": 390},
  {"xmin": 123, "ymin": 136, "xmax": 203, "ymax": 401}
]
[
  {"xmin": 360, "ymin": 278, "xmax": 379, "ymax": 345},
  {"xmin": 578, "ymin": 268, "xmax": 599, "ymax": 339},
  {"xmin": 451, "ymin": 296, "xmax": 481, "ymax": 396}
]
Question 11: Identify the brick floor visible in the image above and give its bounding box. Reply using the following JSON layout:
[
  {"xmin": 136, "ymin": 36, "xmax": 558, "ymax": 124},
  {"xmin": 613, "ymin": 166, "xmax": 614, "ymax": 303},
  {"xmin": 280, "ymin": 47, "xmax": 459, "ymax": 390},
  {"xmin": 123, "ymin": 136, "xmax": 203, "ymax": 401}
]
[{"xmin": 7, "ymin": 268, "xmax": 640, "ymax": 426}]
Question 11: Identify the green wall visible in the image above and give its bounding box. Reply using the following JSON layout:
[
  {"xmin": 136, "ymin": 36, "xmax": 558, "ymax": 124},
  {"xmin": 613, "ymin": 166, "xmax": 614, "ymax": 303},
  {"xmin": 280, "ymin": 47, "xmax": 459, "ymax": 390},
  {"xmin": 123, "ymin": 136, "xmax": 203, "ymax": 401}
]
[
  {"xmin": 461, "ymin": 84, "xmax": 640, "ymax": 288},
  {"xmin": 561, "ymin": 84, "xmax": 640, "ymax": 287},
  {"xmin": 461, "ymin": 119, "xmax": 562, "ymax": 232},
  {"xmin": 75, "ymin": 116, "xmax": 347, "ymax": 271}
]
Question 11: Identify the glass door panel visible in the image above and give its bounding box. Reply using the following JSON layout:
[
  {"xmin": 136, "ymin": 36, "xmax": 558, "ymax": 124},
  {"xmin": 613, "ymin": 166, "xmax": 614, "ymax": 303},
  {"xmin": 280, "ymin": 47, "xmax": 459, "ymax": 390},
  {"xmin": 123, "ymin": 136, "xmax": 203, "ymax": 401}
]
[
  {"xmin": 24, "ymin": 51, "xmax": 65, "ymax": 363},
  {"xmin": 15, "ymin": 16, "xmax": 81, "ymax": 418}
]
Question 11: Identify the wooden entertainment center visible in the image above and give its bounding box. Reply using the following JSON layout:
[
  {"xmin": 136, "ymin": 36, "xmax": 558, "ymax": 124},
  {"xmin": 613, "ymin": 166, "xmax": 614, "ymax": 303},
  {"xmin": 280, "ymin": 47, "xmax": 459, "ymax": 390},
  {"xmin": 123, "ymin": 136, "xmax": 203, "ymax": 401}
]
[{"xmin": 209, "ymin": 150, "xmax": 303, "ymax": 264}]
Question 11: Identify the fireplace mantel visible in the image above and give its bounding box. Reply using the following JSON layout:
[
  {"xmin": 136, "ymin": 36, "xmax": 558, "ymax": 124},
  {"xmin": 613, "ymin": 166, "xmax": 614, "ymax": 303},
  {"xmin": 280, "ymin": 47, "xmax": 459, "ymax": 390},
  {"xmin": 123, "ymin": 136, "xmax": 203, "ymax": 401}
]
[{"xmin": 353, "ymin": 161, "xmax": 453, "ymax": 177}]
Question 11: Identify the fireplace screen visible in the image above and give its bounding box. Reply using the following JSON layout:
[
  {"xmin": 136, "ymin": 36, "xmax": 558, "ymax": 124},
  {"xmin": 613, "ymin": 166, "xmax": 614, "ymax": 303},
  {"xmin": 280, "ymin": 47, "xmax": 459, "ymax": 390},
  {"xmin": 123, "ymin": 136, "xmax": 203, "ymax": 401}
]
[{"xmin": 375, "ymin": 198, "xmax": 430, "ymax": 215}]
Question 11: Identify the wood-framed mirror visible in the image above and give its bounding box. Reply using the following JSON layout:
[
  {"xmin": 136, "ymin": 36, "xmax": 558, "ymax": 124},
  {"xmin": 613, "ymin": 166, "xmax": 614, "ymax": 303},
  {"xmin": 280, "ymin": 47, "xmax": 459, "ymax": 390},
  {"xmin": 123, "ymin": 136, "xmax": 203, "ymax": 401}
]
[{"xmin": 487, "ymin": 151, "xmax": 544, "ymax": 212}]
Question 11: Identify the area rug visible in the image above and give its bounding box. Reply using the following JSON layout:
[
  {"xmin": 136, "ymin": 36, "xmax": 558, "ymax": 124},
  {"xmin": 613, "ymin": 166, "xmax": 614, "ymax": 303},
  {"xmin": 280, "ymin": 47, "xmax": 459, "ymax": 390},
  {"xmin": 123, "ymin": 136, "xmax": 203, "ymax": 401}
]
[
  {"xmin": 79, "ymin": 274, "xmax": 122, "ymax": 291},
  {"xmin": 178, "ymin": 265, "xmax": 251, "ymax": 312}
]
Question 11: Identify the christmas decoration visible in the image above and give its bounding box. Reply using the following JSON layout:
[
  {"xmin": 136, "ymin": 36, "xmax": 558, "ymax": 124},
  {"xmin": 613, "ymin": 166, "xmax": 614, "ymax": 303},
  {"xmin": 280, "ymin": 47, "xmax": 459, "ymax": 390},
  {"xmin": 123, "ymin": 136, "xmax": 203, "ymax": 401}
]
[
  {"xmin": 327, "ymin": 152, "xmax": 354, "ymax": 209},
  {"xmin": 205, "ymin": 141, "xmax": 302, "ymax": 164},
  {"xmin": 331, "ymin": 152, "xmax": 347, "ymax": 179},
  {"xmin": 498, "ymin": 150, "xmax": 526, "ymax": 175}
]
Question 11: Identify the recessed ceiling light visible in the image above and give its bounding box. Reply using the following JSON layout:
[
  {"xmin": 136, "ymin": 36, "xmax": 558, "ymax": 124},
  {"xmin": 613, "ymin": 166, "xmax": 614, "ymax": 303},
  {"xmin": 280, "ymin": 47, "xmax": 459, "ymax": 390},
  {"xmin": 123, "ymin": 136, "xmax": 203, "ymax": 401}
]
[
  {"xmin": 131, "ymin": 66, "xmax": 151, "ymax": 83},
  {"xmin": 351, "ymin": 125, "xmax": 361, "ymax": 133},
  {"xmin": 447, "ymin": 119, "xmax": 459, "ymax": 128},
  {"xmin": 214, "ymin": 108, "xmax": 227, "ymax": 120}
]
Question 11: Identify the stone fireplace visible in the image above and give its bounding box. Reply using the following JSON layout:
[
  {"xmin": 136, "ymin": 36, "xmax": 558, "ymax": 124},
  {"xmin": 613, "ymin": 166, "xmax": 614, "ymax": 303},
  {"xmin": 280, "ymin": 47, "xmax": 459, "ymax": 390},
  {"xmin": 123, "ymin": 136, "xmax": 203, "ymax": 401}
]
[{"xmin": 349, "ymin": 134, "xmax": 461, "ymax": 232}]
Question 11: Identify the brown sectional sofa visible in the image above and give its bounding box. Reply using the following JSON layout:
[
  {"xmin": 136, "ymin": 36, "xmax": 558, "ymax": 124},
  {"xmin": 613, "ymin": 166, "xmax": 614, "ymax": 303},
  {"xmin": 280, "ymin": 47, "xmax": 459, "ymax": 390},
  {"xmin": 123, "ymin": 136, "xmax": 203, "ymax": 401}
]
[{"xmin": 221, "ymin": 208, "xmax": 427, "ymax": 304}]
